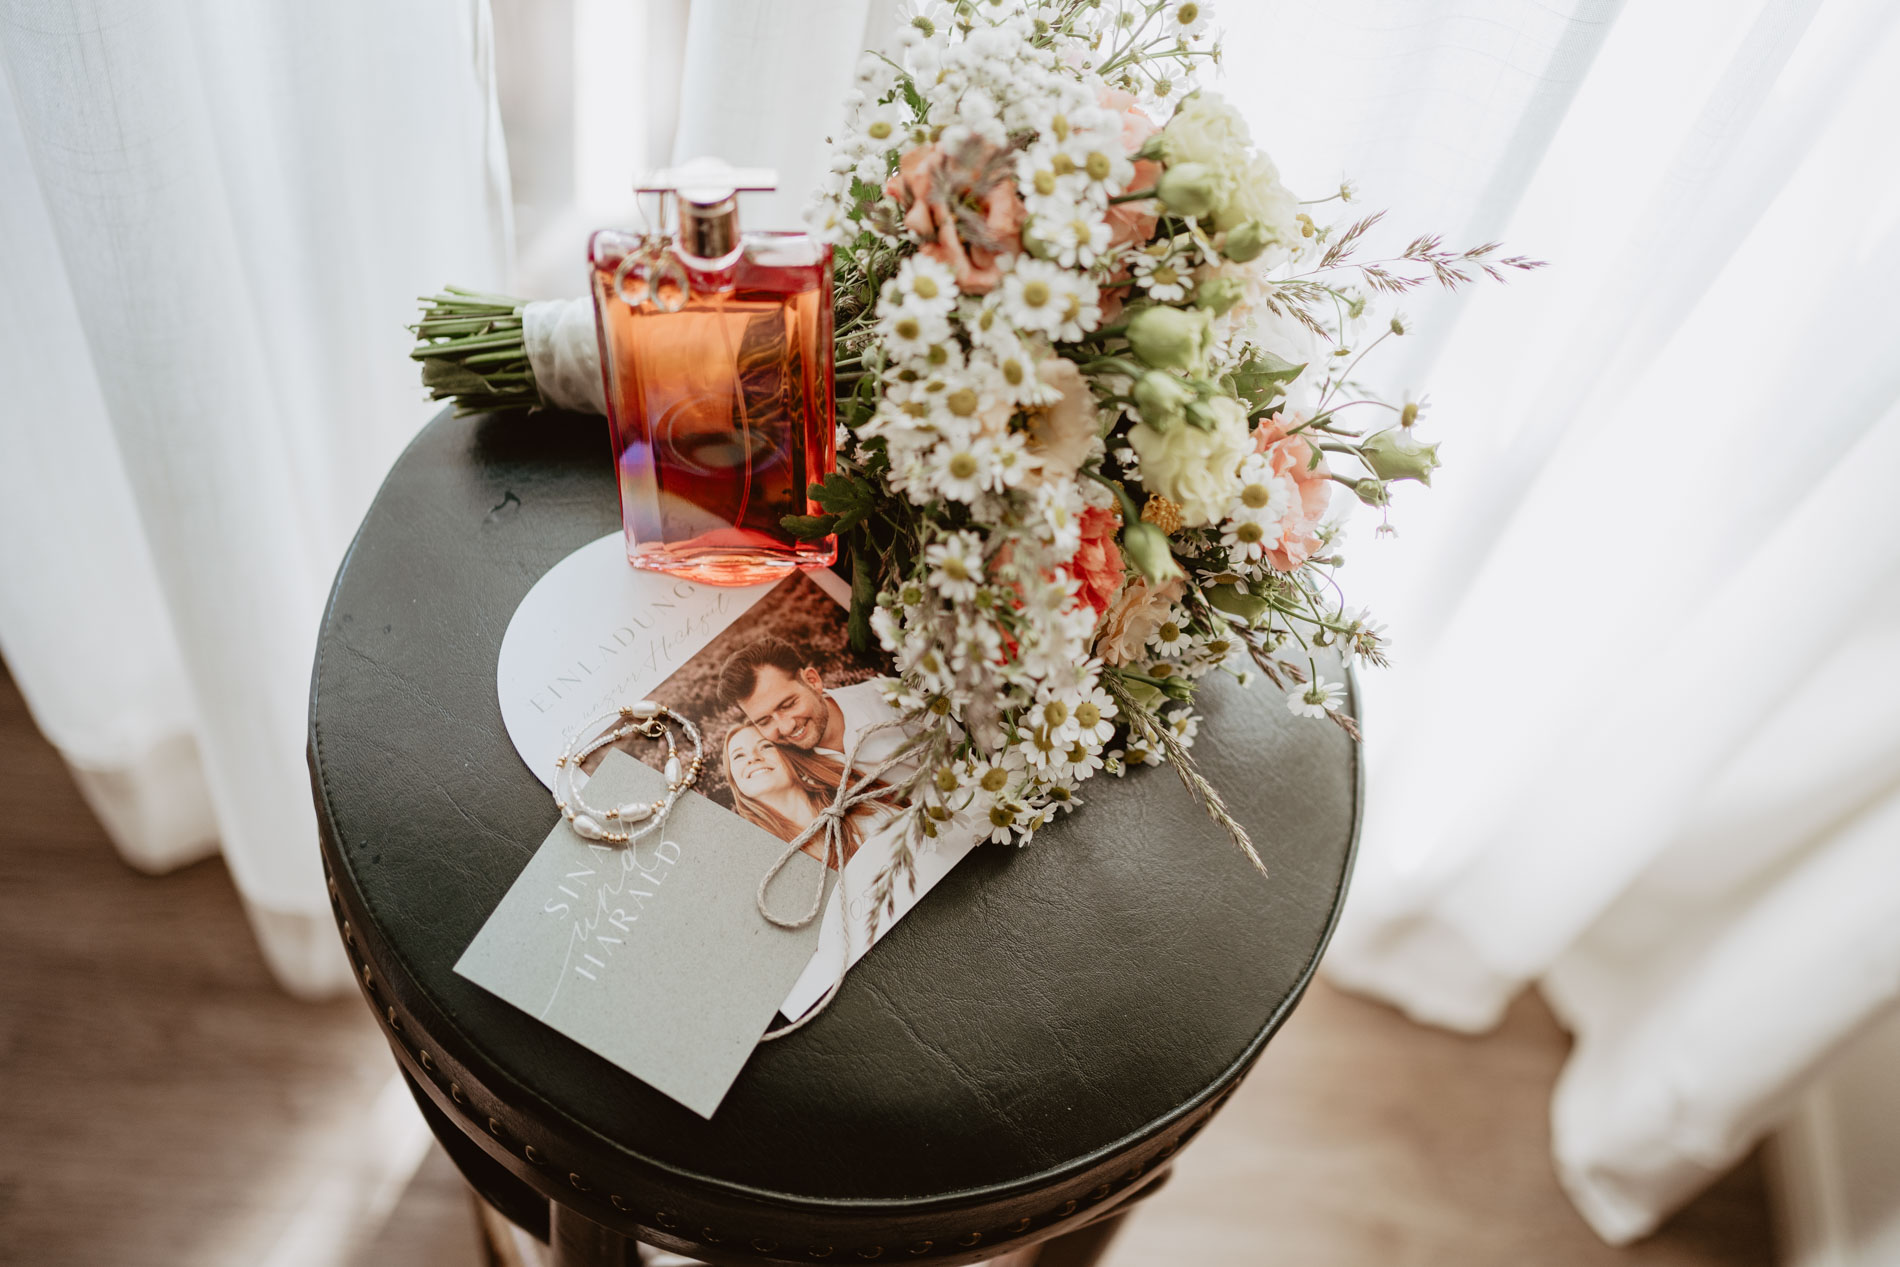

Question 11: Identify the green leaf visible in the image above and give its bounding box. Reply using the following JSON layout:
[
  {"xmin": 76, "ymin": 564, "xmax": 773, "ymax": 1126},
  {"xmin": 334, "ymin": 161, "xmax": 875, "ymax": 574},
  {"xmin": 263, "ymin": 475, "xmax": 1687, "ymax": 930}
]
[
  {"xmin": 780, "ymin": 513, "xmax": 839, "ymax": 542},
  {"xmin": 808, "ymin": 472, "xmax": 875, "ymax": 533},
  {"xmin": 847, "ymin": 541, "xmax": 878, "ymax": 655},
  {"xmin": 1228, "ymin": 350, "xmax": 1307, "ymax": 413}
]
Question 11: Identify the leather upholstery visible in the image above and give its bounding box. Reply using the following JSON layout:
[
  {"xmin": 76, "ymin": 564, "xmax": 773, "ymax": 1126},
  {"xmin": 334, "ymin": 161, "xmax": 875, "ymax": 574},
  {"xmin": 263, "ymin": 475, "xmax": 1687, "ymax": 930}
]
[{"xmin": 308, "ymin": 408, "xmax": 1361, "ymax": 1265}]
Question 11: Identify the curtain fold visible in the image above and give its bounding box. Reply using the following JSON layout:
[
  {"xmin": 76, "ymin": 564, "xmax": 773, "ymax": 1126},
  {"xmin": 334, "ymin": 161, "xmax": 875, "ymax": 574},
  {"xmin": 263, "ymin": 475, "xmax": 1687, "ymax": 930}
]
[
  {"xmin": 0, "ymin": 0, "xmax": 511, "ymax": 994},
  {"xmin": 1219, "ymin": 0, "xmax": 1900, "ymax": 1240},
  {"xmin": 5, "ymin": 0, "xmax": 1897, "ymax": 1243}
]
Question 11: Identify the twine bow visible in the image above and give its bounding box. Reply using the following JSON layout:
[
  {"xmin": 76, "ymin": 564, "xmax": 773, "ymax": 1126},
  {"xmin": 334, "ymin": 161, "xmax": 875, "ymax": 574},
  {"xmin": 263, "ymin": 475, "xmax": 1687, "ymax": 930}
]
[{"xmin": 757, "ymin": 717, "xmax": 920, "ymax": 1040}]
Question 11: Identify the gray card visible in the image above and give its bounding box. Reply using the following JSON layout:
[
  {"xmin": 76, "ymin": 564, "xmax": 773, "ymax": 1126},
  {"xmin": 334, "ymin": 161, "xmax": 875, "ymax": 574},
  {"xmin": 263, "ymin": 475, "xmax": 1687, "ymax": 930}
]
[{"xmin": 455, "ymin": 749, "xmax": 828, "ymax": 1118}]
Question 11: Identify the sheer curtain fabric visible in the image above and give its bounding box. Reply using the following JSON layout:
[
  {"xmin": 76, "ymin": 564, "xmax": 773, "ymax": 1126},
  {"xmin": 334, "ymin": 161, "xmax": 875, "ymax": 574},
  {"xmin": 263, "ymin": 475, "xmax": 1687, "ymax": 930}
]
[
  {"xmin": 1217, "ymin": 0, "xmax": 1900, "ymax": 1242},
  {"xmin": 0, "ymin": 0, "xmax": 512, "ymax": 993}
]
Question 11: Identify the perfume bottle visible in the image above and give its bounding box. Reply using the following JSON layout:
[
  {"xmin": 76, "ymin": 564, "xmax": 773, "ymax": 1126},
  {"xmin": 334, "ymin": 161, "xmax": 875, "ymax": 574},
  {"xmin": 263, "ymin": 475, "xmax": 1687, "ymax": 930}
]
[{"xmin": 589, "ymin": 160, "xmax": 836, "ymax": 586}]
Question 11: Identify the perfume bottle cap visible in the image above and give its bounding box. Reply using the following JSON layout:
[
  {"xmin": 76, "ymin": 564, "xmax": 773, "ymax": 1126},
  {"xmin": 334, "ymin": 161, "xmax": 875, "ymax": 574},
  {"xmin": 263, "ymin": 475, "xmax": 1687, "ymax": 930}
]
[{"xmin": 639, "ymin": 157, "xmax": 777, "ymax": 263}]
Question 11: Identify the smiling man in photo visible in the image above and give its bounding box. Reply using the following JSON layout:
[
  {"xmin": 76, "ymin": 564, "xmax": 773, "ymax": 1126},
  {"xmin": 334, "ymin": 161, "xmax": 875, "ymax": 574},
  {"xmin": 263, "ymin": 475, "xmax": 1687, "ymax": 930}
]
[{"xmin": 715, "ymin": 637, "xmax": 909, "ymax": 775}]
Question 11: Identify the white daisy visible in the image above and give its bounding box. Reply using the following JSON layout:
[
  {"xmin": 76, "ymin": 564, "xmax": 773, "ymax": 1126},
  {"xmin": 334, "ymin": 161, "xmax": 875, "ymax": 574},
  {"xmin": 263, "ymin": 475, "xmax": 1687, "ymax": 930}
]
[
  {"xmin": 878, "ymin": 305, "xmax": 951, "ymax": 361},
  {"xmin": 1068, "ymin": 682, "xmax": 1118, "ymax": 745},
  {"xmin": 1220, "ymin": 515, "xmax": 1281, "ymax": 566},
  {"xmin": 1164, "ymin": 0, "xmax": 1214, "ymax": 39},
  {"xmin": 1230, "ymin": 453, "xmax": 1294, "ymax": 525},
  {"xmin": 1287, "ymin": 677, "xmax": 1346, "ymax": 719},
  {"xmin": 1145, "ymin": 611, "xmax": 1194, "ymax": 657},
  {"xmin": 892, "ymin": 254, "xmax": 959, "ymax": 316},
  {"xmin": 1000, "ymin": 258, "xmax": 1072, "ymax": 337},
  {"xmin": 930, "ymin": 434, "xmax": 992, "ymax": 503},
  {"xmin": 981, "ymin": 799, "xmax": 1024, "ymax": 844},
  {"xmin": 1132, "ymin": 246, "xmax": 1192, "ymax": 302},
  {"xmin": 986, "ymin": 430, "xmax": 1037, "ymax": 490},
  {"xmin": 925, "ymin": 531, "xmax": 986, "ymax": 600},
  {"xmin": 1047, "ymin": 209, "xmax": 1113, "ymax": 269}
]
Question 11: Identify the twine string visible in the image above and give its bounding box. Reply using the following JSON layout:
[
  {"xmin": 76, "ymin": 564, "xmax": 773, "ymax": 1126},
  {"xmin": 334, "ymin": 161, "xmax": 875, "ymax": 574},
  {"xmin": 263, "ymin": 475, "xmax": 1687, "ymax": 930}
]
[{"xmin": 757, "ymin": 717, "xmax": 920, "ymax": 1041}]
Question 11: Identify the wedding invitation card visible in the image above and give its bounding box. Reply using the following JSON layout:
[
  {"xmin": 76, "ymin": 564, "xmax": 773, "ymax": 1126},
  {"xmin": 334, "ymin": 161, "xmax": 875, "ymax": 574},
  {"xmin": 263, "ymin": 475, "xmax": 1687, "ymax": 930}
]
[{"xmin": 468, "ymin": 535, "xmax": 980, "ymax": 1115}]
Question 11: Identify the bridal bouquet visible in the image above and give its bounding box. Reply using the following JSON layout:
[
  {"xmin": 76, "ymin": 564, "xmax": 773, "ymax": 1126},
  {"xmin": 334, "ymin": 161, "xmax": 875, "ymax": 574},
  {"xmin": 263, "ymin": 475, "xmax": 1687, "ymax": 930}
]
[{"xmin": 414, "ymin": 0, "xmax": 1535, "ymax": 884}]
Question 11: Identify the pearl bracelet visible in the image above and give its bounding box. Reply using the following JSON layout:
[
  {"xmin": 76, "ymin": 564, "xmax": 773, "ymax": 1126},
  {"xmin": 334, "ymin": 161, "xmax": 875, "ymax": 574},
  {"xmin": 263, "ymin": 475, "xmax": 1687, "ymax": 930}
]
[{"xmin": 552, "ymin": 699, "xmax": 704, "ymax": 844}]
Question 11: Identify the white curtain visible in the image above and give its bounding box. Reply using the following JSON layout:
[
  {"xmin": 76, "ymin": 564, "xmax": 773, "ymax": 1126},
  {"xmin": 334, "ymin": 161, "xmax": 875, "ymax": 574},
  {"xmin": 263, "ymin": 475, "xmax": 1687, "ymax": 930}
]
[
  {"xmin": 1213, "ymin": 0, "xmax": 1900, "ymax": 1243},
  {"xmin": 8, "ymin": 0, "xmax": 1899, "ymax": 1243},
  {"xmin": 0, "ymin": 0, "xmax": 512, "ymax": 995}
]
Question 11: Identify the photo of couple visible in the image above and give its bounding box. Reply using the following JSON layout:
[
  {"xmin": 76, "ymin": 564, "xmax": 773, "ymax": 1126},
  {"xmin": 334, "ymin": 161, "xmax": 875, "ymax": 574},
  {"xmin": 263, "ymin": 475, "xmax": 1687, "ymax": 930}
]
[{"xmin": 577, "ymin": 572, "xmax": 917, "ymax": 869}]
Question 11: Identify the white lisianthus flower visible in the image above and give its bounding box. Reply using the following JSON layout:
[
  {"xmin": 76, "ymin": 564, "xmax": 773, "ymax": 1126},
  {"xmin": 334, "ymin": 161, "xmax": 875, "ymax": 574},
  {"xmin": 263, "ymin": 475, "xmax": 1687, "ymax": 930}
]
[
  {"xmin": 1156, "ymin": 91, "xmax": 1253, "ymax": 174},
  {"xmin": 1213, "ymin": 153, "xmax": 1303, "ymax": 254},
  {"xmin": 1125, "ymin": 393, "xmax": 1250, "ymax": 527}
]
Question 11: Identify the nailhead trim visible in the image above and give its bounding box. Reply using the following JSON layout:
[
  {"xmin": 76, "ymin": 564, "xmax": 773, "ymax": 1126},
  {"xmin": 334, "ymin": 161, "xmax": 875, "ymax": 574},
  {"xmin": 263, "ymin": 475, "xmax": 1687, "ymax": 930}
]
[{"xmin": 326, "ymin": 877, "xmax": 1214, "ymax": 1263}]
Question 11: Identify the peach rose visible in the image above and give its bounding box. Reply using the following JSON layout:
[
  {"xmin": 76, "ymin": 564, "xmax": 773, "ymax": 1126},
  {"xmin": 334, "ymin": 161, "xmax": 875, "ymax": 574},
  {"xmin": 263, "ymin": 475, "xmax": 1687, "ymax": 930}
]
[
  {"xmin": 886, "ymin": 141, "xmax": 1025, "ymax": 294},
  {"xmin": 1024, "ymin": 357, "xmax": 1097, "ymax": 479},
  {"xmin": 1094, "ymin": 575, "xmax": 1184, "ymax": 666},
  {"xmin": 1100, "ymin": 88, "xmax": 1162, "ymax": 251},
  {"xmin": 1067, "ymin": 506, "xmax": 1125, "ymax": 619},
  {"xmin": 1255, "ymin": 413, "xmax": 1332, "ymax": 571}
]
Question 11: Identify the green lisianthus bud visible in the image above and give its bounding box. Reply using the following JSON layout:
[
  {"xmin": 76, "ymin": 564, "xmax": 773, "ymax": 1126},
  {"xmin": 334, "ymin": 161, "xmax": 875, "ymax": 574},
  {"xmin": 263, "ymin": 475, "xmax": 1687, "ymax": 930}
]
[
  {"xmin": 1155, "ymin": 161, "xmax": 1224, "ymax": 219},
  {"xmin": 1221, "ymin": 219, "xmax": 1270, "ymax": 263},
  {"xmin": 1354, "ymin": 478, "xmax": 1389, "ymax": 506},
  {"xmin": 1126, "ymin": 304, "xmax": 1213, "ymax": 372},
  {"xmin": 1121, "ymin": 520, "xmax": 1184, "ymax": 584},
  {"xmin": 1132, "ymin": 370, "xmax": 1194, "ymax": 433},
  {"xmin": 1193, "ymin": 276, "xmax": 1246, "ymax": 316},
  {"xmin": 1359, "ymin": 428, "xmax": 1441, "ymax": 485},
  {"xmin": 1207, "ymin": 583, "xmax": 1270, "ymax": 623}
]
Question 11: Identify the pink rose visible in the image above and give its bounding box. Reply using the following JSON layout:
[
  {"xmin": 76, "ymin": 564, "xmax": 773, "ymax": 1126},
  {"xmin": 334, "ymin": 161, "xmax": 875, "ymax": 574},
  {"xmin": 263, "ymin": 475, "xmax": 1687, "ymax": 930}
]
[
  {"xmin": 1067, "ymin": 506, "xmax": 1126, "ymax": 619},
  {"xmin": 886, "ymin": 141, "xmax": 1025, "ymax": 294},
  {"xmin": 1255, "ymin": 413, "xmax": 1332, "ymax": 571}
]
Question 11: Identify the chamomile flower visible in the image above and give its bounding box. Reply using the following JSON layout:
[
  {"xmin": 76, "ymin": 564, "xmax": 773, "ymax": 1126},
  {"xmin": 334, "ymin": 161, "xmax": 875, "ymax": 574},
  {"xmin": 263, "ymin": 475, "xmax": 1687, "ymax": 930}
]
[
  {"xmin": 1165, "ymin": 0, "xmax": 1214, "ymax": 39},
  {"xmin": 1000, "ymin": 258, "xmax": 1072, "ymax": 336},
  {"xmin": 1287, "ymin": 677, "xmax": 1346, "ymax": 719},
  {"xmin": 930, "ymin": 434, "xmax": 993, "ymax": 503},
  {"xmin": 981, "ymin": 799, "xmax": 1024, "ymax": 844},
  {"xmin": 892, "ymin": 254, "xmax": 959, "ymax": 316},
  {"xmin": 1220, "ymin": 515, "xmax": 1281, "ymax": 566},
  {"xmin": 1132, "ymin": 246, "xmax": 1192, "ymax": 301},
  {"xmin": 926, "ymin": 531, "xmax": 986, "ymax": 600},
  {"xmin": 879, "ymin": 305, "xmax": 951, "ymax": 361},
  {"xmin": 987, "ymin": 430, "xmax": 1037, "ymax": 490},
  {"xmin": 1046, "ymin": 208, "xmax": 1113, "ymax": 269},
  {"xmin": 1145, "ymin": 612, "xmax": 1194, "ymax": 657},
  {"xmin": 1229, "ymin": 453, "xmax": 1293, "ymax": 519},
  {"xmin": 1050, "ymin": 273, "xmax": 1103, "ymax": 341},
  {"xmin": 1068, "ymin": 682, "xmax": 1118, "ymax": 745},
  {"xmin": 1016, "ymin": 723, "xmax": 1067, "ymax": 773},
  {"xmin": 1052, "ymin": 738, "xmax": 1106, "ymax": 781}
]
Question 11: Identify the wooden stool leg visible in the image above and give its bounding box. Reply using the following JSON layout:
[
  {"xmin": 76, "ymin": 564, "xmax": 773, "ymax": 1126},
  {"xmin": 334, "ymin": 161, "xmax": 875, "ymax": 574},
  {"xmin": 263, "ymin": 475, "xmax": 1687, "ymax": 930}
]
[
  {"xmin": 1023, "ymin": 1210, "xmax": 1129, "ymax": 1267},
  {"xmin": 549, "ymin": 1201, "xmax": 637, "ymax": 1267}
]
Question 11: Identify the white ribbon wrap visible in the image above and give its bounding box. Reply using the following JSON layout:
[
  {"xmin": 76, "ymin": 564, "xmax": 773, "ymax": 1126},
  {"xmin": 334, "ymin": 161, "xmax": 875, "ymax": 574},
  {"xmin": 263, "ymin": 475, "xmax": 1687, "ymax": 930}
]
[{"xmin": 521, "ymin": 296, "xmax": 606, "ymax": 415}]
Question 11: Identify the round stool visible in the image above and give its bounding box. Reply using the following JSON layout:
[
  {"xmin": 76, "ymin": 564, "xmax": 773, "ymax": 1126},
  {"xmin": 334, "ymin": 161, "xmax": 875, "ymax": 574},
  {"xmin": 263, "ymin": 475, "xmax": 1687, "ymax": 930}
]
[{"xmin": 307, "ymin": 408, "xmax": 1361, "ymax": 1266}]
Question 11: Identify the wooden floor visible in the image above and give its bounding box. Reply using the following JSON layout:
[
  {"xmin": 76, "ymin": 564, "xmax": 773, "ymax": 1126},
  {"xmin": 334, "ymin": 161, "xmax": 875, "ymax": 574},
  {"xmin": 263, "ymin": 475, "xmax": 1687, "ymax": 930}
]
[{"xmin": 0, "ymin": 666, "xmax": 1777, "ymax": 1266}]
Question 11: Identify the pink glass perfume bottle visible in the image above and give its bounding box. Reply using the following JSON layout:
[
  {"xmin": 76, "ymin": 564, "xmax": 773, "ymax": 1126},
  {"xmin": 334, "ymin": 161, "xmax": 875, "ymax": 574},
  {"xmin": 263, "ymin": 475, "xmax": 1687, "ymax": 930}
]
[{"xmin": 589, "ymin": 160, "xmax": 836, "ymax": 586}]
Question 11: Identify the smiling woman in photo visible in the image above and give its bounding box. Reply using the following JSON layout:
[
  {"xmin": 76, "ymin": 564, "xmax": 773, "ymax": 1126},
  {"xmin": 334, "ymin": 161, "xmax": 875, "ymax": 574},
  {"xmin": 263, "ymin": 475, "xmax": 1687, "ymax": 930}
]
[{"xmin": 722, "ymin": 724, "xmax": 902, "ymax": 867}]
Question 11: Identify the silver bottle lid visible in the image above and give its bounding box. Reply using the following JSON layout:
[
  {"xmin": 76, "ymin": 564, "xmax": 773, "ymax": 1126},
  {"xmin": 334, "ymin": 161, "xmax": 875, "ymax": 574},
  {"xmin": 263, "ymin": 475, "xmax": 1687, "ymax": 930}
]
[{"xmin": 638, "ymin": 158, "xmax": 777, "ymax": 262}]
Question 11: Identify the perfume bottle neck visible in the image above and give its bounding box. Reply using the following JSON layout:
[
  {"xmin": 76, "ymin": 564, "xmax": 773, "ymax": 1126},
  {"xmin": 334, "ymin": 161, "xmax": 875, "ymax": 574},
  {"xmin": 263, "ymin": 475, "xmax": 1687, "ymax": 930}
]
[{"xmin": 677, "ymin": 192, "xmax": 739, "ymax": 263}]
